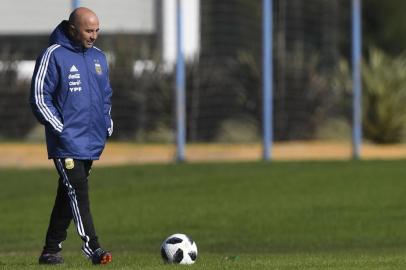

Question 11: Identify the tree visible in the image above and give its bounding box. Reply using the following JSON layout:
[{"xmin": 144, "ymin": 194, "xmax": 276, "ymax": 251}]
[{"xmin": 363, "ymin": 0, "xmax": 406, "ymax": 54}]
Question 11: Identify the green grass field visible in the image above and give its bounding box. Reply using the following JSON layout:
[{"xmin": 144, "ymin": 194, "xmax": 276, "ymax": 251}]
[{"xmin": 1, "ymin": 160, "xmax": 406, "ymax": 269}]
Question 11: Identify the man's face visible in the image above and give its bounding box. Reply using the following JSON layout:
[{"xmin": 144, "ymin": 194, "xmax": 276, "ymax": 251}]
[{"xmin": 72, "ymin": 16, "xmax": 99, "ymax": 48}]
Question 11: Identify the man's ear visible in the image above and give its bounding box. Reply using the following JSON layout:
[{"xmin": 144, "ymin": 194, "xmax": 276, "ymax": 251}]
[{"xmin": 68, "ymin": 23, "xmax": 77, "ymax": 37}]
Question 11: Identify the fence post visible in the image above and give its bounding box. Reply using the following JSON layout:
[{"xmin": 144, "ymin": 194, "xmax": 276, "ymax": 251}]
[
  {"xmin": 71, "ymin": 0, "xmax": 80, "ymax": 10},
  {"xmin": 176, "ymin": 0, "xmax": 186, "ymax": 162},
  {"xmin": 352, "ymin": 0, "xmax": 362, "ymax": 159},
  {"xmin": 262, "ymin": 0, "xmax": 273, "ymax": 161}
]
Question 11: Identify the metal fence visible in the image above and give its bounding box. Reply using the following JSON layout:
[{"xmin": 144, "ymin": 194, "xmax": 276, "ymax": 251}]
[{"xmin": 0, "ymin": 0, "xmax": 363, "ymax": 162}]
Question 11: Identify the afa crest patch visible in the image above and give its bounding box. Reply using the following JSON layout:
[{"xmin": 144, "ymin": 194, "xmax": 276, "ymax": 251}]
[
  {"xmin": 95, "ymin": 63, "xmax": 102, "ymax": 75},
  {"xmin": 65, "ymin": 158, "xmax": 74, "ymax": 169}
]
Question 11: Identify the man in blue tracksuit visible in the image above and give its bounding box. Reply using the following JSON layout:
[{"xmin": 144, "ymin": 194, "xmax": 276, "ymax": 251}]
[{"xmin": 30, "ymin": 7, "xmax": 113, "ymax": 265}]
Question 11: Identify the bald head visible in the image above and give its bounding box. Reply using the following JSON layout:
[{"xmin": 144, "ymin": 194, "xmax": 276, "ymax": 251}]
[
  {"xmin": 69, "ymin": 7, "xmax": 98, "ymax": 27},
  {"xmin": 68, "ymin": 7, "xmax": 100, "ymax": 49}
]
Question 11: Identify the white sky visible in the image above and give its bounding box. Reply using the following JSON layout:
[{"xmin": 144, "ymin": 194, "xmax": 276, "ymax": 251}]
[
  {"xmin": 0, "ymin": 0, "xmax": 200, "ymax": 63},
  {"xmin": 163, "ymin": 0, "xmax": 200, "ymax": 63},
  {"xmin": 0, "ymin": 0, "xmax": 155, "ymax": 34}
]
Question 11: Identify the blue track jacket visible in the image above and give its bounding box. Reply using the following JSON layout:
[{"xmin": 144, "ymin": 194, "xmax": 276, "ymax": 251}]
[{"xmin": 30, "ymin": 21, "xmax": 113, "ymax": 160}]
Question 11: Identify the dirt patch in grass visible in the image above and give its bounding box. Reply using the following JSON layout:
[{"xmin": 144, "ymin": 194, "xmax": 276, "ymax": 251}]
[{"xmin": 0, "ymin": 141, "xmax": 405, "ymax": 168}]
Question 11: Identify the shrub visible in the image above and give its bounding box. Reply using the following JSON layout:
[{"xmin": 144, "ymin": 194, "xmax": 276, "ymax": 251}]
[
  {"xmin": 0, "ymin": 55, "xmax": 36, "ymax": 139},
  {"xmin": 333, "ymin": 48, "xmax": 406, "ymax": 143},
  {"xmin": 362, "ymin": 48, "xmax": 406, "ymax": 143}
]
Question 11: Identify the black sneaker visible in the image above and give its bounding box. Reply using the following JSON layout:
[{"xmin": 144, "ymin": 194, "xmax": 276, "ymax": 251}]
[
  {"xmin": 91, "ymin": 248, "xmax": 112, "ymax": 265},
  {"xmin": 38, "ymin": 252, "xmax": 64, "ymax": 265}
]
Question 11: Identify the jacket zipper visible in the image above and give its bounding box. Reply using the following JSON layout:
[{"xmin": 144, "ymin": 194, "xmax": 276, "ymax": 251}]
[{"xmin": 83, "ymin": 52, "xmax": 93, "ymax": 159}]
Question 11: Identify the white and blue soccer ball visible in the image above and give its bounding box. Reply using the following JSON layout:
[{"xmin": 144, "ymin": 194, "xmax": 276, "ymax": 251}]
[{"xmin": 160, "ymin": 233, "xmax": 198, "ymax": 264}]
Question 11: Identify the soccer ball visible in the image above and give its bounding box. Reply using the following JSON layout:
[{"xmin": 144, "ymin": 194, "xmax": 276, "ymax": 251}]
[{"xmin": 160, "ymin": 233, "xmax": 198, "ymax": 264}]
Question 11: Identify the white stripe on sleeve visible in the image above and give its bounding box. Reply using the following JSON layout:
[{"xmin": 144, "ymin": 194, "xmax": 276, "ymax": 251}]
[{"xmin": 34, "ymin": 44, "xmax": 63, "ymax": 132}]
